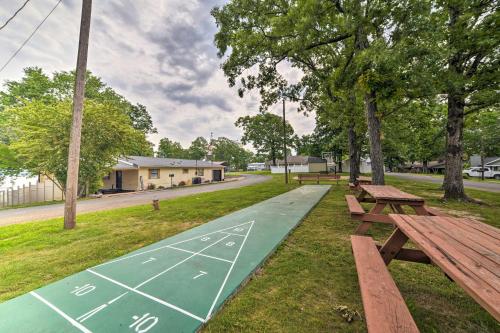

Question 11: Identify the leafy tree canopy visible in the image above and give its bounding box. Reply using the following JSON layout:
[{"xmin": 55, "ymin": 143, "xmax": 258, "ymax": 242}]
[
  {"xmin": 2, "ymin": 100, "xmax": 151, "ymax": 194},
  {"xmin": 0, "ymin": 67, "xmax": 157, "ymax": 135},
  {"xmin": 157, "ymin": 138, "xmax": 188, "ymax": 159},
  {"xmin": 212, "ymin": 137, "xmax": 253, "ymax": 170},
  {"xmin": 235, "ymin": 113, "xmax": 295, "ymax": 165}
]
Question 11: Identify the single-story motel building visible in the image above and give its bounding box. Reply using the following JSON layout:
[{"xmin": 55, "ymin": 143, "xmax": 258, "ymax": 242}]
[{"xmin": 102, "ymin": 156, "xmax": 225, "ymax": 192}]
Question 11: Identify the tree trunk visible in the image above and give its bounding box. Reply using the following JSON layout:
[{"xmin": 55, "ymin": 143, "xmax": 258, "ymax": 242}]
[
  {"xmin": 271, "ymin": 145, "xmax": 276, "ymax": 166},
  {"xmin": 364, "ymin": 90, "xmax": 385, "ymax": 185},
  {"xmin": 423, "ymin": 160, "xmax": 428, "ymax": 174},
  {"xmin": 481, "ymin": 154, "xmax": 485, "ymax": 181},
  {"xmin": 337, "ymin": 150, "xmax": 343, "ymax": 173},
  {"xmin": 443, "ymin": 93, "xmax": 466, "ymax": 199},
  {"xmin": 348, "ymin": 122, "xmax": 361, "ymax": 183}
]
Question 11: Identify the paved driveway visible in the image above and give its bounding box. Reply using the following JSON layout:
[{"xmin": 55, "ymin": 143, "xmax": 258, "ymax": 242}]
[
  {"xmin": 0, "ymin": 174, "xmax": 270, "ymax": 227},
  {"xmin": 389, "ymin": 173, "xmax": 500, "ymax": 193}
]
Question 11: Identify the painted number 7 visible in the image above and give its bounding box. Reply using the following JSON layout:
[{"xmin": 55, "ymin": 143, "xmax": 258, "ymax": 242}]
[{"xmin": 193, "ymin": 271, "xmax": 207, "ymax": 280}]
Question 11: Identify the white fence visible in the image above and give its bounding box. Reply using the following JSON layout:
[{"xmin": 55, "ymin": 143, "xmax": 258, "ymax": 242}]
[
  {"xmin": 270, "ymin": 165, "xmax": 309, "ymax": 174},
  {"xmin": 0, "ymin": 181, "xmax": 64, "ymax": 208}
]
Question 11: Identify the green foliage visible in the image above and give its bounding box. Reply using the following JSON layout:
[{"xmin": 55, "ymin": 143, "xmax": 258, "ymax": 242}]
[
  {"xmin": 3, "ymin": 100, "xmax": 148, "ymax": 193},
  {"xmin": 157, "ymin": 138, "xmax": 188, "ymax": 158},
  {"xmin": 212, "ymin": 137, "xmax": 253, "ymax": 170},
  {"xmin": 464, "ymin": 109, "xmax": 500, "ymax": 160},
  {"xmin": 235, "ymin": 113, "xmax": 294, "ymax": 165},
  {"xmin": 0, "ymin": 67, "xmax": 157, "ymax": 136},
  {"xmin": 188, "ymin": 136, "xmax": 209, "ymax": 160}
]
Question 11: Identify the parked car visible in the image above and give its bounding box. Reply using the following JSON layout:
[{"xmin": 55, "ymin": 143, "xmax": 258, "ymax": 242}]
[{"xmin": 463, "ymin": 167, "xmax": 500, "ymax": 179}]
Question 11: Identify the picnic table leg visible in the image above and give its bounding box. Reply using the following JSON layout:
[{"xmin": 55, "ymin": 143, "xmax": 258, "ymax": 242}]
[
  {"xmin": 355, "ymin": 203, "xmax": 386, "ymax": 235},
  {"xmin": 355, "ymin": 222, "xmax": 373, "ymax": 235},
  {"xmin": 392, "ymin": 204, "xmax": 405, "ymax": 214},
  {"xmin": 379, "ymin": 228, "xmax": 409, "ymax": 265},
  {"xmin": 357, "ymin": 190, "xmax": 367, "ymax": 201},
  {"xmin": 412, "ymin": 205, "xmax": 430, "ymax": 215}
]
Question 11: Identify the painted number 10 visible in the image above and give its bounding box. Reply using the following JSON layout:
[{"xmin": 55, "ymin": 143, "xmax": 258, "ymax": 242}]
[
  {"xmin": 71, "ymin": 284, "xmax": 95, "ymax": 296},
  {"xmin": 130, "ymin": 313, "xmax": 159, "ymax": 333}
]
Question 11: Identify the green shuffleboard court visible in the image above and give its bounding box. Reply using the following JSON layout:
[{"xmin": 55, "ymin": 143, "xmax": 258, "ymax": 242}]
[{"xmin": 0, "ymin": 185, "xmax": 330, "ymax": 332}]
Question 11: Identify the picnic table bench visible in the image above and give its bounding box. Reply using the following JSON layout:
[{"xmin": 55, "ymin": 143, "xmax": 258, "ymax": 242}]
[
  {"xmin": 297, "ymin": 173, "xmax": 340, "ymax": 185},
  {"xmin": 348, "ymin": 176, "xmax": 372, "ymax": 189},
  {"xmin": 345, "ymin": 185, "xmax": 442, "ymax": 234},
  {"xmin": 352, "ymin": 214, "xmax": 500, "ymax": 332}
]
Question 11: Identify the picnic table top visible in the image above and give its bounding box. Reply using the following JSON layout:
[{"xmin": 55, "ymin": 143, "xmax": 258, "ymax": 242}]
[
  {"xmin": 389, "ymin": 214, "xmax": 500, "ymax": 321},
  {"xmin": 360, "ymin": 185, "xmax": 424, "ymax": 202}
]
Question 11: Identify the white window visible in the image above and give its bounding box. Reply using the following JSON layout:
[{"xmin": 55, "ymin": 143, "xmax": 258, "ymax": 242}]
[{"xmin": 149, "ymin": 169, "xmax": 160, "ymax": 179}]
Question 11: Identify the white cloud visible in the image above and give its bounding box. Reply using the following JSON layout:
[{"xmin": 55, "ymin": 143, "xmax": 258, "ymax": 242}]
[{"xmin": 0, "ymin": 0, "xmax": 315, "ymax": 150}]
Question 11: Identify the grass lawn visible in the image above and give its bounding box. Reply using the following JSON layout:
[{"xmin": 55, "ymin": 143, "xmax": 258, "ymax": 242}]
[{"xmin": 0, "ymin": 174, "xmax": 499, "ymax": 332}]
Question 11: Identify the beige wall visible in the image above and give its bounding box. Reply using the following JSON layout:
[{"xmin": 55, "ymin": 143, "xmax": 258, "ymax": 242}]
[
  {"xmin": 102, "ymin": 170, "xmax": 139, "ymax": 191},
  {"xmin": 103, "ymin": 166, "xmax": 225, "ymax": 191},
  {"xmin": 309, "ymin": 162, "xmax": 327, "ymax": 173},
  {"xmin": 138, "ymin": 167, "xmax": 225, "ymax": 189}
]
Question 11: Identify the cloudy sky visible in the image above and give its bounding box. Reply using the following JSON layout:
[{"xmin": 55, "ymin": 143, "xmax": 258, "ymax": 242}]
[{"xmin": 0, "ymin": 0, "xmax": 315, "ymax": 149}]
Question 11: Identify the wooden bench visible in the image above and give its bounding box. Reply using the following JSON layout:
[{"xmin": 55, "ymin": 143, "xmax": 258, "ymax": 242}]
[
  {"xmin": 297, "ymin": 173, "xmax": 340, "ymax": 185},
  {"xmin": 423, "ymin": 206, "xmax": 450, "ymax": 217},
  {"xmin": 351, "ymin": 235, "xmax": 419, "ymax": 333},
  {"xmin": 345, "ymin": 195, "xmax": 365, "ymax": 215}
]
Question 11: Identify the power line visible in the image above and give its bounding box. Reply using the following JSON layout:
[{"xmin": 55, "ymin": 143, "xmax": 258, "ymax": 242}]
[
  {"xmin": 0, "ymin": 0, "xmax": 63, "ymax": 74},
  {"xmin": 0, "ymin": 0, "xmax": 30, "ymax": 31}
]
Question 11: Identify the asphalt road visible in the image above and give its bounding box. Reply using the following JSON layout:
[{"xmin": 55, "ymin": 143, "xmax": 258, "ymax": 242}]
[
  {"xmin": 0, "ymin": 174, "xmax": 270, "ymax": 227},
  {"xmin": 389, "ymin": 172, "xmax": 500, "ymax": 193}
]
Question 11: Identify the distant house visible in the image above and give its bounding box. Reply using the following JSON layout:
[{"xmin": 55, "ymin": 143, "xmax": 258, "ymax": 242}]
[
  {"xmin": 270, "ymin": 156, "xmax": 327, "ymax": 174},
  {"xmin": 247, "ymin": 162, "xmax": 266, "ymax": 171},
  {"xmin": 470, "ymin": 155, "xmax": 500, "ymax": 171},
  {"xmin": 342, "ymin": 157, "xmax": 376, "ymax": 174},
  {"xmin": 102, "ymin": 156, "xmax": 225, "ymax": 192},
  {"xmin": 402, "ymin": 160, "xmax": 446, "ymax": 174}
]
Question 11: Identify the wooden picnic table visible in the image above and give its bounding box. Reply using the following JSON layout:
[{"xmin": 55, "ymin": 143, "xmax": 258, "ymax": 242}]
[
  {"xmin": 347, "ymin": 185, "xmax": 431, "ymax": 234},
  {"xmin": 348, "ymin": 176, "xmax": 372, "ymax": 189},
  {"xmin": 381, "ymin": 214, "xmax": 500, "ymax": 321}
]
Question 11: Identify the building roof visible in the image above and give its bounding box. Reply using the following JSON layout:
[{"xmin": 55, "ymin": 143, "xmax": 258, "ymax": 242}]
[
  {"xmin": 274, "ymin": 155, "xmax": 326, "ymax": 165},
  {"xmin": 114, "ymin": 156, "xmax": 224, "ymax": 170},
  {"xmin": 470, "ymin": 155, "xmax": 500, "ymax": 167}
]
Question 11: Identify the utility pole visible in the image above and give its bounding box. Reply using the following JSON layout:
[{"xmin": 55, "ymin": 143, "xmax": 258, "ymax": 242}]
[
  {"xmin": 282, "ymin": 98, "xmax": 288, "ymax": 184},
  {"xmin": 63, "ymin": 0, "xmax": 92, "ymax": 229}
]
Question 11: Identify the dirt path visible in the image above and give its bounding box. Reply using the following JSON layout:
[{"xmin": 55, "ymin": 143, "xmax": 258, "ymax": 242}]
[{"xmin": 0, "ymin": 174, "xmax": 270, "ymax": 227}]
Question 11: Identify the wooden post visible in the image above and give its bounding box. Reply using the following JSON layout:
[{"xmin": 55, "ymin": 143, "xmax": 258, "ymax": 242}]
[
  {"xmin": 63, "ymin": 0, "xmax": 93, "ymax": 229},
  {"xmin": 282, "ymin": 98, "xmax": 288, "ymax": 184},
  {"xmin": 152, "ymin": 199, "xmax": 160, "ymax": 210}
]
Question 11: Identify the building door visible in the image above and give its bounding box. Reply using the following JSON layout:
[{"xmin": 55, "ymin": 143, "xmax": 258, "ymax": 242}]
[
  {"xmin": 116, "ymin": 171, "xmax": 123, "ymax": 190},
  {"xmin": 212, "ymin": 170, "xmax": 222, "ymax": 182}
]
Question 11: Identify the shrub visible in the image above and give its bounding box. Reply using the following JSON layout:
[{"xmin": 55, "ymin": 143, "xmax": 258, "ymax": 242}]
[
  {"xmin": 178, "ymin": 181, "xmax": 186, "ymax": 187},
  {"xmin": 147, "ymin": 183, "xmax": 156, "ymax": 190}
]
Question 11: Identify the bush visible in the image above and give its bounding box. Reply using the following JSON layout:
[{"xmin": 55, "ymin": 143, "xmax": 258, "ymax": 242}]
[
  {"xmin": 158, "ymin": 185, "xmax": 165, "ymax": 189},
  {"xmin": 147, "ymin": 183, "xmax": 156, "ymax": 190},
  {"xmin": 178, "ymin": 181, "xmax": 186, "ymax": 187}
]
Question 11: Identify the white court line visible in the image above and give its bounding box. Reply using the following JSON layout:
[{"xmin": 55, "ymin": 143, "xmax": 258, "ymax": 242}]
[
  {"xmin": 218, "ymin": 231, "xmax": 245, "ymax": 237},
  {"xmin": 30, "ymin": 291, "xmax": 92, "ymax": 333},
  {"xmin": 205, "ymin": 220, "xmax": 255, "ymax": 321},
  {"xmin": 166, "ymin": 245, "xmax": 233, "ymax": 263},
  {"xmin": 87, "ymin": 269, "xmax": 205, "ymax": 323},
  {"xmin": 95, "ymin": 221, "xmax": 253, "ymax": 268},
  {"xmin": 134, "ymin": 234, "xmax": 231, "ymax": 289}
]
